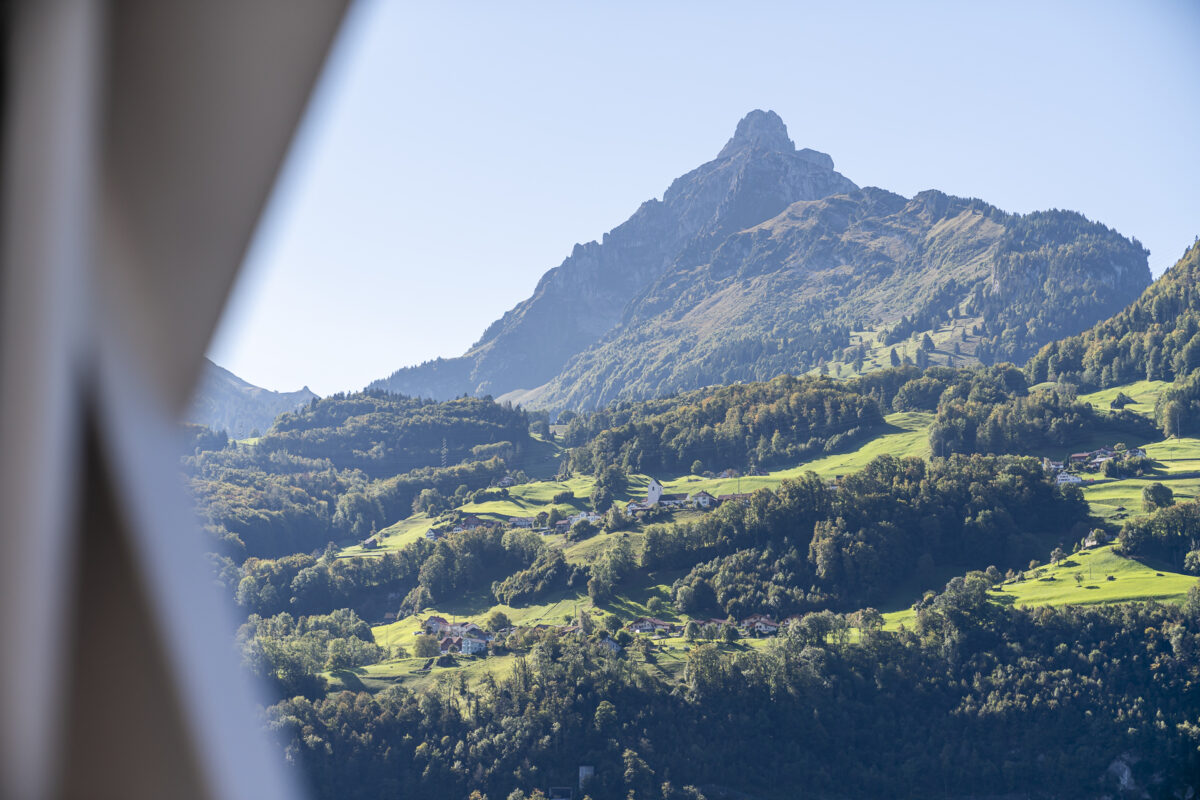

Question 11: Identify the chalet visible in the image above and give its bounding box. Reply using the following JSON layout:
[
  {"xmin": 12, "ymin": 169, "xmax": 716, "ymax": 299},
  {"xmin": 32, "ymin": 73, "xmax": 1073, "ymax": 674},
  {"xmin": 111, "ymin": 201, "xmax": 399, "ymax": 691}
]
[
  {"xmin": 690, "ymin": 490, "xmax": 717, "ymax": 509},
  {"xmin": 1127, "ymin": 448, "xmax": 1147, "ymax": 459},
  {"xmin": 742, "ymin": 614, "xmax": 779, "ymax": 635},
  {"xmin": 439, "ymin": 636, "xmax": 462, "ymax": 654},
  {"xmin": 718, "ymin": 469, "xmax": 738, "ymax": 479},
  {"xmin": 1089, "ymin": 455, "xmax": 1115, "ymax": 469},
  {"xmin": 460, "ymin": 637, "xmax": 487, "ymax": 656},
  {"xmin": 717, "ymin": 493, "xmax": 753, "ymax": 505},
  {"xmin": 361, "ymin": 536, "xmax": 379, "ymax": 549},
  {"xmin": 424, "ymin": 528, "xmax": 443, "ymax": 541},
  {"xmin": 659, "ymin": 492, "xmax": 689, "ymax": 509},
  {"xmin": 459, "ymin": 515, "xmax": 487, "ymax": 529},
  {"xmin": 424, "ymin": 616, "xmax": 451, "ymax": 635},
  {"xmin": 497, "ymin": 475, "xmax": 515, "ymax": 488},
  {"xmin": 1056, "ymin": 473, "xmax": 1083, "ymax": 485},
  {"xmin": 508, "ymin": 516, "xmax": 535, "ymax": 528},
  {"xmin": 628, "ymin": 617, "xmax": 675, "ymax": 635},
  {"xmin": 554, "ymin": 519, "xmax": 572, "ymax": 533},
  {"xmin": 1069, "ymin": 452, "xmax": 1092, "ymax": 464}
]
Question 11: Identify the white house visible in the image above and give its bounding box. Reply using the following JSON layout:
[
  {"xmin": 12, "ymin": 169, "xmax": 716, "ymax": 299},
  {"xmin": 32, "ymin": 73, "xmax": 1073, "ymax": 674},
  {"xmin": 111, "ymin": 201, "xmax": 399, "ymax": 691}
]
[
  {"xmin": 1056, "ymin": 472, "xmax": 1083, "ymax": 485},
  {"xmin": 690, "ymin": 490, "xmax": 717, "ymax": 509},
  {"xmin": 742, "ymin": 614, "xmax": 779, "ymax": 635},
  {"xmin": 460, "ymin": 637, "xmax": 487, "ymax": 656}
]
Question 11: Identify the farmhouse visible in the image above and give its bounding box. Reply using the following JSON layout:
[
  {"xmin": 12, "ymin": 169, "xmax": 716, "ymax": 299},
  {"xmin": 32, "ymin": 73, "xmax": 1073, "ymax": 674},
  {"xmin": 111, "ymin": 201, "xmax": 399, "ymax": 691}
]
[
  {"xmin": 718, "ymin": 469, "xmax": 738, "ymax": 479},
  {"xmin": 439, "ymin": 636, "xmax": 462, "ymax": 654},
  {"xmin": 361, "ymin": 536, "xmax": 379, "ymax": 549},
  {"xmin": 1069, "ymin": 452, "xmax": 1092, "ymax": 465},
  {"xmin": 690, "ymin": 490, "xmax": 717, "ymax": 509},
  {"xmin": 628, "ymin": 617, "xmax": 675, "ymax": 635},
  {"xmin": 1056, "ymin": 472, "xmax": 1083, "ymax": 485},
  {"xmin": 742, "ymin": 614, "xmax": 779, "ymax": 635},
  {"xmin": 717, "ymin": 493, "xmax": 753, "ymax": 505},
  {"xmin": 659, "ymin": 492, "xmax": 689, "ymax": 509},
  {"xmin": 508, "ymin": 516, "xmax": 534, "ymax": 528},
  {"xmin": 497, "ymin": 475, "xmax": 515, "ymax": 488},
  {"xmin": 424, "ymin": 616, "xmax": 451, "ymax": 636},
  {"xmin": 626, "ymin": 500, "xmax": 651, "ymax": 513}
]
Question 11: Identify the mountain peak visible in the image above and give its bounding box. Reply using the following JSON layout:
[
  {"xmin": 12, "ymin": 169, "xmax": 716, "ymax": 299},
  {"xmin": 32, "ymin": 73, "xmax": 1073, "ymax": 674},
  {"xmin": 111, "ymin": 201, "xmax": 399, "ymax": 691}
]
[{"xmin": 718, "ymin": 109, "xmax": 794, "ymax": 159}]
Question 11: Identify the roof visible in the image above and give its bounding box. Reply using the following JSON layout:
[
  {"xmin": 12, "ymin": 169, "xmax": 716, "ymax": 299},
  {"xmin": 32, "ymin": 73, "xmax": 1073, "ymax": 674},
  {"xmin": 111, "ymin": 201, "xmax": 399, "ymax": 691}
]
[
  {"xmin": 691, "ymin": 490, "xmax": 716, "ymax": 498},
  {"xmin": 660, "ymin": 493, "xmax": 688, "ymax": 501}
]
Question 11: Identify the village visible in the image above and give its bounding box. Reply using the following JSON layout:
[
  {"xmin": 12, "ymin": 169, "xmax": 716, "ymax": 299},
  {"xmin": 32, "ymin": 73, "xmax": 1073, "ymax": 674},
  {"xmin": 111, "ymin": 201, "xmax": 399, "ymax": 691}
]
[
  {"xmin": 1041, "ymin": 443, "xmax": 1148, "ymax": 485},
  {"xmin": 356, "ymin": 444, "xmax": 1153, "ymax": 551},
  {"xmin": 417, "ymin": 608, "xmax": 800, "ymax": 660}
]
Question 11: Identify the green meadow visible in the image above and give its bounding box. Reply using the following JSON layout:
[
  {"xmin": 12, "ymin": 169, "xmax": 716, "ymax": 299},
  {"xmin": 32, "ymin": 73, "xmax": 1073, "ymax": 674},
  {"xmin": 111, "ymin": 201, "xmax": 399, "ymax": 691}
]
[
  {"xmin": 1076, "ymin": 379, "xmax": 1171, "ymax": 419},
  {"xmin": 884, "ymin": 545, "xmax": 1195, "ymax": 631}
]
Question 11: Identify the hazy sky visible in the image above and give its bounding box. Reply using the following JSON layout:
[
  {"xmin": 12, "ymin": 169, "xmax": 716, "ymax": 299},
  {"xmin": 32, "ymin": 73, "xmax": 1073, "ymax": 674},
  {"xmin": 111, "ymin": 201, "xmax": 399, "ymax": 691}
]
[{"xmin": 208, "ymin": 0, "xmax": 1200, "ymax": 396}]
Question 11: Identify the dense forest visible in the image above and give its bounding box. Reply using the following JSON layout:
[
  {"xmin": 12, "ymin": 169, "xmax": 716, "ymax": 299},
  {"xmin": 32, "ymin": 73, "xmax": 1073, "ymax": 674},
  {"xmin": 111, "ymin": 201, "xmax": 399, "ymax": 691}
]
[
  {"xmin": 563, "ymin": 375, "xmax": 885, "ymax": 475},
  {"xmin": 259, "ymin": 392, "xmax": 530, "ymax": 479},
  {"xmin": 926, "ymin": 368, "xmax": 1159, "ymax": 456},
  {"xmin": 266, "ymin": 589, "xmax": 1200, "ymax": 800}
]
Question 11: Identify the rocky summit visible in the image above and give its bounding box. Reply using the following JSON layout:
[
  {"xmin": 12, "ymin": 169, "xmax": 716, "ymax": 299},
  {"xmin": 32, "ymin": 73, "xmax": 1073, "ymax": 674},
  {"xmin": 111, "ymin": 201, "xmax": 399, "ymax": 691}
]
[{"xmin": 371, "ymin": 111, "xmax": 1149, "ymax": 410}]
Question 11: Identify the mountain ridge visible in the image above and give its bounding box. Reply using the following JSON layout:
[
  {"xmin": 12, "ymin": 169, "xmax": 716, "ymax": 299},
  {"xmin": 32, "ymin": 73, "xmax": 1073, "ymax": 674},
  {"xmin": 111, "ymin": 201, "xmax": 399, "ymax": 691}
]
[
  {"xmin": 187, "ymin": 359, "xmax": 317, "ymax": 438},
  {"xmin": 371, "ymin": 110, "xmax": 1150, "ymax": 410}
]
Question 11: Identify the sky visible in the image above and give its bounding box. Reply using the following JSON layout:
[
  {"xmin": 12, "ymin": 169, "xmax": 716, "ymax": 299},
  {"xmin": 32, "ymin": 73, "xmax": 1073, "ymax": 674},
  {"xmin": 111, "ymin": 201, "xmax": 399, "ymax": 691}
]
[{"xmin": 208, "ymin": 0, "xmax": 1200, "ymax": 396}]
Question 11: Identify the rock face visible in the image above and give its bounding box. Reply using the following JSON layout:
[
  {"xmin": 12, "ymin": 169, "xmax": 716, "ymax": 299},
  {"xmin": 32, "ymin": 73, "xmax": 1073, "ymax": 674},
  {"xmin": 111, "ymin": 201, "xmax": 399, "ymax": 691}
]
[
  {"xmin": 370, "ymin": 110, "xmax": 1150, "ymax": 410},
  {"xmin": 370, "ymin": 110, "xmax": 857, "ymax": 398},
  {"xmin": 187, "ymin": 359, "xmax": 317, "ymax": 438}
]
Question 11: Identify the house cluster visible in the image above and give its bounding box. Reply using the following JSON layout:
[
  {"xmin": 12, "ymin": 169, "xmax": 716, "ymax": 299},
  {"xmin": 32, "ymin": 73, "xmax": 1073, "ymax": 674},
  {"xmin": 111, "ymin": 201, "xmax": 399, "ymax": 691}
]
[
  {"xmin": 422, "ymin": 616, "xmax": 492, "ymax": 656},
  {"xmin": 1043, "ymin": 445, "xmax": 1148, "ymax": 484},
  {"xmin": 625, "ymin": 478, "xmax": 752, "ymax": 514},
  {"xmin": 624, "ymin": 613, "xmax": 800, "ymax": 638},
  {"xmin": 553, "ymin": 510, "xmax": 605, "ymax": 534}
]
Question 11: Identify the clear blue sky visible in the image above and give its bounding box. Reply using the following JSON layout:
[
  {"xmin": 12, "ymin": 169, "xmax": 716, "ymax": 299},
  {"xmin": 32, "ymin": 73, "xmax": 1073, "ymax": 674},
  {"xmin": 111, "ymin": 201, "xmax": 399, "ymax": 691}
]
[{"xmin": 208, "ymin": 0, "xmax": 1200, "ymax": 396}]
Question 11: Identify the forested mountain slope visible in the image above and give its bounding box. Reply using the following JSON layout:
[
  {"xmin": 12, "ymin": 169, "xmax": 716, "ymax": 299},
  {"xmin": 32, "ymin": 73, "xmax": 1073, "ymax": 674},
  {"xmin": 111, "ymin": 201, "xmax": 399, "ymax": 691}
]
[
  {"xmin": 528, "ymin": 190, "xmax": 1148, "ymax": 409},
  {"xmin": 1027, "ymin": 239, "xmax": 1200, "ymax": 435},
  {"xmin": 370, "ymin": 110, "xmax": 1149, "ymax": 411}
]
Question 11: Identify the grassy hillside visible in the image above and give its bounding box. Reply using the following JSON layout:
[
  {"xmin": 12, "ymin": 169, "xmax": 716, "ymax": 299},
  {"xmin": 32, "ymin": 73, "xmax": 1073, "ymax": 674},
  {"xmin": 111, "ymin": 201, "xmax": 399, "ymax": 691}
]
[
  {"xmin": 1080, "ymin": 435, "xmax": 1200, "ymax": 522},
  {"xmin": 884, "ymin": 545, "xmax": 1194, "ymax": 630},
  {"xmin": 1077, "ymin": 379, "xmax": 1171, "ymax": 418}
]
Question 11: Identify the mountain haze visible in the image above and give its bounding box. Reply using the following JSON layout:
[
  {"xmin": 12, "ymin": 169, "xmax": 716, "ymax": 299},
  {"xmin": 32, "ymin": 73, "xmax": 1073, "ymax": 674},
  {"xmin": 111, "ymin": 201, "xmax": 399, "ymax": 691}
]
[
  {"xmin": 188, "ymin": 359, "xmax": 317, "ymax": 438},
  {"xmin": 372, "ymin": 110, "xmax": 1150, "ymax": 410}
]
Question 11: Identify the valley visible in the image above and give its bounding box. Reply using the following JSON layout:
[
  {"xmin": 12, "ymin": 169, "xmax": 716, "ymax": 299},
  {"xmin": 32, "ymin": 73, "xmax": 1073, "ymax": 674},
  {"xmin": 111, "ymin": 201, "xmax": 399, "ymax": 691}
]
[{"xmin": 182, "ymin": 126, "xmax": 1200, "ymax": 798}]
